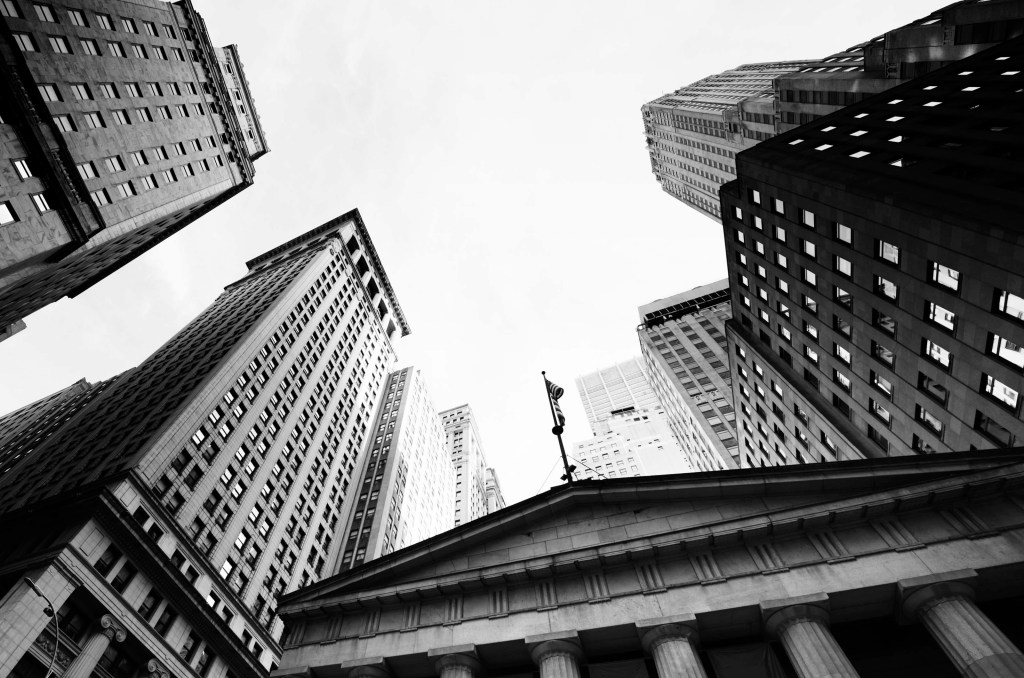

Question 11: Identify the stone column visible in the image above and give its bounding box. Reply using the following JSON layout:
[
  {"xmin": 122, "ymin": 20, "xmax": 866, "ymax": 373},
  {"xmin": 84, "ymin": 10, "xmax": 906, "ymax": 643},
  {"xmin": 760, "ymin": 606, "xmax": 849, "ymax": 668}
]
[
  {"xmin": 63, "ymin": 614, "xmax": 127, "ymax": 678},
  {"xmin": 900, "ymin": 572, "xmax": 1024, "ymax": 678},
  {"xmin": 344, "ymin": 660, "xmax": 390, "ymax": 678},
  {"xmin": 762, "ymin": 593, "xmax": 860, "ymax": 678},
  {"xmin": 143, "ymin": 657, "xmax": 171, "ymax": 678},
  {"xmin": 429, "ymin": 645, "xmax": 482, "ymax": 678},
  {"xmin": 527, "ymin": 633, "xmax": 584, "ymax": 678},
  {"xmin": 638, "ymin": 615, "xmax": 709, "ymax": 678}
]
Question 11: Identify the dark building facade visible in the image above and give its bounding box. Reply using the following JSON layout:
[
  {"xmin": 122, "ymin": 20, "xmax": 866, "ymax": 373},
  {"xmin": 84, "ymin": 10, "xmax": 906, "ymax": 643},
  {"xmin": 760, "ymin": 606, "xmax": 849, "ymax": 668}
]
[
  {"xmin": 0, "ymin": 210, "xmax": 409, "ymax": 676},
  {"xmin": 0, "ymin": 0, "xmax": 267, "ymax": 340},
  {"xmin": 721, "ymin": 35, "xmax": 1024, "ymax": 468}
]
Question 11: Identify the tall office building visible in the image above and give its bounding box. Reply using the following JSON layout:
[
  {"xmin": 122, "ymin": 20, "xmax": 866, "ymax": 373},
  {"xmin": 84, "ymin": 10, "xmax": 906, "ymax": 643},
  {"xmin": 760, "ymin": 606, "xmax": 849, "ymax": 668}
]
[
  {"xmin": 775, "ymin": 0, "xmax": 1024, "ymax": 133},
  {"xmin": 572, "ymin": 409, "xmax": 692, "ymax": 481},
  {"xmin": 576, "ymin": 358, "xmax": 663, "ymax": 436},
  {"xmin": 0, "ymin": 0, "xmax": 267, "ymax": 340},
  {"xmin": 440, "ymin": 404, "xmax": 496, "ymax": 527},
  {"xmin": 641, "ymin": 60, "xmax": 814, "ymax": 221},
  {"xmin": 721, "ymin": 36, "xmax": 1024, "ymax": 468},
  {"xmin": 638, "ymin": 281, "xmax": 738, "ymax": 471},
  {"xmin": 0, "ymin": 209, "xmax": 408, "ymax": 677},
  {"xmin": 337, "ymin": 367, "xmax": 454, "ymax": 569}
]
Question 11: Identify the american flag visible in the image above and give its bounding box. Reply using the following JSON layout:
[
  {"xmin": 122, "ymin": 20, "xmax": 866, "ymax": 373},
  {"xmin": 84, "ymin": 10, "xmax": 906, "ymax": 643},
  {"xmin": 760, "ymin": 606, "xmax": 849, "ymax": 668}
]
[{"xmin": 545, "ymin": 377, "xmax": 566, "ymax": 427}]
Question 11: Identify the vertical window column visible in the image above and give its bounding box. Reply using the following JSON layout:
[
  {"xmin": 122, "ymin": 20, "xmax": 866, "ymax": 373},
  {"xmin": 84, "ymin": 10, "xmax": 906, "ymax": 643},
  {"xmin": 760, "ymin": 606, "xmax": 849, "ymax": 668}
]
[{"xmin": 761, "ymin": 593, "xmax": 861, "ymax": 678}]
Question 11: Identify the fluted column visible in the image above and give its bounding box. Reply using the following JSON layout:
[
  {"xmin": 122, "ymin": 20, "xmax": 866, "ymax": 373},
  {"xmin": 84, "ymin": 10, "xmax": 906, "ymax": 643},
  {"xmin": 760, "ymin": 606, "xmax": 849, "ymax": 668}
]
[
  {"xmin": 639, "ymin": 616, "xmax": 709, "ymax": 678},
  {"xmin": 143, "ymin": 657, "xmax": 171, "ymax": 678},
  {"xmin": 63, "ymin": 614, "xmax": 127, "ymax": 678},
  {"xmin": 762, "ymin": 594, "xmax": 860, "ymax": 678},
  {"xmin": 901, "ymin": 574, "xmax": 1024, "ymax": 678},
  {"xmin": 527, "ymin": 636, "xmax": 584, "ymax": 678},
  {"xmin": 347, "ymin": 663, "xmax": 390, "ymax": 678},
  {"xmin": 434, "ymin": 653, "xmax": 482, "ymax": 678}
]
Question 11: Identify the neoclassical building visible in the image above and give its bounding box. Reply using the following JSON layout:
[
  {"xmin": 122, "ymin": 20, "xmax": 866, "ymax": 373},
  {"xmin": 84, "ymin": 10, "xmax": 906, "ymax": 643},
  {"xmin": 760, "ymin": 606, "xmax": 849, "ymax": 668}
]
[{"xmin": 273, "ymin": 450, "xmax": 1024, "ymax": 678}]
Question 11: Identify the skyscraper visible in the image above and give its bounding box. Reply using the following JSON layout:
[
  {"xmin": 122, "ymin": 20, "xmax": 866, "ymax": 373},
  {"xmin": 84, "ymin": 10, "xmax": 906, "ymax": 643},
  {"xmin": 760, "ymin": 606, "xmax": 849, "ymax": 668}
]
[
  {"xmin": 641, "ymin": 60, "xmax": 814, "ymax": 221},
  {"xmin": 571, "ymin": 409, "xmax": 692, "ymax": 481},
  {"xmin": 483, "ymin": 466, "xmax": 505, "ymax": 514},
  {"xmin": 0, "ymin": 209, "xmax": 407, "ymax": 676},
  {"xmin": 440, "ymin": 404, "xmax": 497, "ymax": 527},
  {"xmin": 637, "ymin": 281, "xmax": 738, "ymax": 471},
  {"xmin": 0, "ymin": 0, "xmax": 267, "ymax": 340},
  {"xmin": 576, "ymin": 358, "xmax": 663, "ymax": 436},
  {"xmin": 337, "ymin": 366, "xmax": 454, "ymax": 569},
  {"xmin": 721, "ymin": 35, "xmax": 1024, "ymax": 468}
]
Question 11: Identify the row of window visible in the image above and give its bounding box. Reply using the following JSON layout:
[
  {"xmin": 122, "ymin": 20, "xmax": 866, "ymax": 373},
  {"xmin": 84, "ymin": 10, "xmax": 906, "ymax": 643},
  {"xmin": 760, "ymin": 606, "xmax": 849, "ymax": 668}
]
[
  {"xmin": 13, "ymin": 30, "xmax": 189, "ymax": 61},
  {"xmin": 3, "ymin": 1, "xmax": 183, "ymax": 40}
]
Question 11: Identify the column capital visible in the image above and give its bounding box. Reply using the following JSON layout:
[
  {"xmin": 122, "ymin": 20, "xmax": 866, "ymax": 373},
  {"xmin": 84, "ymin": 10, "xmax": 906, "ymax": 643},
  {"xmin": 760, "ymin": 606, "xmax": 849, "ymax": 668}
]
[
  {"xmin": 269, "ymin": 667, "xmax": 310, "ymax": 678},
  {"xmin": 342, "ymin": 658, "xmax": 390, "ymax": 678},
  {"xmin": 638, "ymin": 615, "xmax": 700, "ymax": 654},
  {"xmin": 526, "ymin": 632, "xmax": 584, "ymax": 666},
  {"xmin": 898, "ymin": 569, "xmax": 977, "ymax": 621},
  {"xmin": 761, "ymin": 592, "xmax": 830, "ymax": 639},
  {"xmin": 98, "ymin": 614, "xmax": 128, "ymax": 643},
  {"xmin": 144, "ymin": 658, "xmax": 171, "ymax": 678}
]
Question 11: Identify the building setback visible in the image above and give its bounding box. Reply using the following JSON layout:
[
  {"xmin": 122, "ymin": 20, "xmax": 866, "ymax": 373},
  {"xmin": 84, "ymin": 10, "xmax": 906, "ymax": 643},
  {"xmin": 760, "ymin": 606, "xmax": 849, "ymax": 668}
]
[
  {"xmin": 638, "ymin": 281, "xmax": 738, "ymax": 471},
  {"xmin": 720, "ymin": 36, "xmax": 1024, "ymax": 468},
  {"xmin": 575, "ymin": 358, "xmax": 663, "ymax": 437},
  {"xmin": 0, "ymin": 209, "xmax": 408, "ymax": 676},
  {"xmin": 273, "ymin": 450, "xmax": 1024, "ymax": 678},
  {"xmin": 440, "ymin": 404, "xmax": 494, "ymax": 527},
  {"xmin": 338, "ymin": 367, "xmax": 454, "ymax": 569},
  {"xmin": 0, "ymin": 0, "xmax": 267, "ymax": 340}
]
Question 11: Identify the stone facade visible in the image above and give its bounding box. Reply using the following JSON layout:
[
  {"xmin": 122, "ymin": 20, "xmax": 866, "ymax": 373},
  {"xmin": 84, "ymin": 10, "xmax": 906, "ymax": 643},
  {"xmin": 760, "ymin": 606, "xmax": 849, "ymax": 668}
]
[{"xmin": 273, "ymin": 450, "xmax": 1024, "ymax": 678}]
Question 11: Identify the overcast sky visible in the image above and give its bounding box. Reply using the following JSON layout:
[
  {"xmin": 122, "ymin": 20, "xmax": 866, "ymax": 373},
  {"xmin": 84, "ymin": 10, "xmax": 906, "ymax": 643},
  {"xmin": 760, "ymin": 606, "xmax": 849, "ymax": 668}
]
[{"xmin": 0, "ymin": 0, "xmax": 942, "ymax": 504}]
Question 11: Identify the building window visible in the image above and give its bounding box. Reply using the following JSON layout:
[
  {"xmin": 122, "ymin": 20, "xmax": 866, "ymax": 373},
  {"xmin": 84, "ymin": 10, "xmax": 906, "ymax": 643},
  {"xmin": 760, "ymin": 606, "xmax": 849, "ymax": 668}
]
[
  {"xmin": 53, "ymin": 114, "xmax": 75, "ymax": 132},
  {"xmin": 12, "ymin": 158, "xmax": 32, "ymax": 180},
  {"xmin": 833, "ymin": 315, "xmax": 852, "ymax": 338},
  {"xmin": 143, "ymin": 20, "xmax": 157, "ymax": 36},
  {"xmin": 125, "ymin": 82, "xmax": 142, "ymax": 98},
  {"xmin": 31, "ymin": 193, "xmax": 52, "ymax": 213},
  {"xmin": 90, "ymin": 189, "xmax": 111, "ymax": 206},
  {"xmin": 923, "ymin": 339, "xmax": 952, "ymax": 369},
  {"xmin": 83, "ymin": 112, "xmax": 105, "ymax": 129},
  {"xmin": 975, "ymin": 410, "xmax": 1014, "ymax": 447},
  {"xmin": 157, "ymin": 106, "xmax": 171, "ymax": 120},
  {"xmin": 803, "ymin": 321, "xmax": 818, "ymax": 341},
  {"xmin": 0, "ymin": 202, "xmax": 18, "ymax": 226},
  {"xmin": 872, "ymin": 341, "xmax": 895, "ymax": 367},
  {"xmin": 870, "ymin": 399, "xmax": 891, "ymax": 426},
  {"xmin": 833, "ymin": 369, "xmax": 852, "ymax": 392},
  {"xmin": 38, "ymin": 84, "xmax": 61, "ymax": 102},
  {"xmin": 774, "ymin": 225, "xmax": 787, "ymax": 243},
  {"xmin": 877, "ymin": 240, "xmax": 900, "ymax": 265},
  {"xmin": 804, "ymin": 346, "xmax": 819, "ymax": 364},
  {"xmin": 34, "ymin": 3, "xmax": 57, "ymax": 22},
  {"xmin": 871, "ymin": 371, "xmax": 893, "ymax": 398},
  {"xmin": 872, "ymin": 309, "xmax": 896, "ymax": 336},
  {"xmin": 867, "ymin": 426, "xmax": 889, "ymax": 452},
  {"xmin": 750, "ymin": 189, "xmax": 761, "ymax": 205},
  {"xmin": 875, "ymin": 276, "xmax": 898, "ymax": 301},
  {"xmin": 48, "ymin": 36, "xmax": 72, "ymax": 54},
  {"xmin": 70, "ymin": 83, "xmax": 92, "ymax": 100},
  {"xmin": 96, "ymin": 13, "xmax": 114, "ymax": 30},
  {"xmin": 115, "ymin": 182, "xmax": 136, "ymax": 198},
  {"xmin": 121, "ymin": 17, "xmax": 138, "ymax": 32},
  {"xmin": 112, "ymin": 110, "xmax": 131, "ymax": 126},
  {"xmin": 772, "ymin": 198, "xmax": 785, "ymax": 215},
  {"xmin": 107, "ymin": 41, "xmax": 126, "ymax": 57},
  {"xmin": 915, "ymin": 405, "xmax": 944, "ymax": 437},
  {"xmin": 803, "ymin": 295, "xmax": 818, "ymax": 315},
  {"xmin": 981, "ymin": 374, "xmax": 1019, "ymax": 411},
  {"xmin": 110, "ymin": 562, "xmax": 137, "ymax": 592},
  {"xmin": 994, "ymin": 290, "xmax": 1024, "ymax": 322},
  {"xmin": 926, "ymin": 302, "xmax": 956, "ymax": 331},
  {"xmin": 801, "ymin": 240, "xmax": 816, "ymax": 259},
  {"xmin": 774, "ymin": 252, "xmax": 788, "ymax": 270},
  {"xmin": 833, "ymin": 286, "xmax": 852, "ymax": 309},
  {"xmin": 930, "ymin": 262, "xmax": 961, "ymax": 292},
  {"xmin": 1, "ymin": 0, "xmax": 22, "ymax": 18},
  {"xmin": 835, "ymin": 222, "xmax": 852, "ymax": 244},
  {"xmin": 130, "ymin": 151, "xmax": 148, "ymax": 166},
  {"xmin": 13, "ymin": 33, "xmax": 37, "ymax": 52},
  {"xmin": 132, "ymin": 43, "xmax": 147, "ymax": 59},
  {"xmin": 800, "ymin": 209, "xmax": 815, "ymax": 228},
  {"xmin": 105, "ymin": 156, "xmax": 126, "ymax": 173},
  {"xmin": 80, "ymin": 38, "xmax": 100, "ymax": 55},
  {"xmin": 834, "ymin": 256, "xmax": 852, "ymax": 277},
  {"xmin": 833, "ymin": 343, "xmax": 852, "ymax": 365}
]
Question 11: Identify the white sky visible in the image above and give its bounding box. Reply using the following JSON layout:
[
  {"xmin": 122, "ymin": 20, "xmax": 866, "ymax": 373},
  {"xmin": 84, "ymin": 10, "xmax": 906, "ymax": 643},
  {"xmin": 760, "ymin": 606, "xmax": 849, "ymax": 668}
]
[{"xmin": 0, "ymin": 0, "xmax": 941, "ymax": 504}]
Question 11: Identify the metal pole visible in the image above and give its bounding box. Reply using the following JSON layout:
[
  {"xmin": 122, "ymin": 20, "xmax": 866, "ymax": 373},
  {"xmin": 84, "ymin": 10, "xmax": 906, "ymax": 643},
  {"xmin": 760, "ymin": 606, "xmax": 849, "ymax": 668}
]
[
  {"xmin": 24, "ymin": 577, "xmax": 59, "ymax": 678},
  {"xmin": 542, "ymin": 371, "xmax": 574, "ymax": 486}
]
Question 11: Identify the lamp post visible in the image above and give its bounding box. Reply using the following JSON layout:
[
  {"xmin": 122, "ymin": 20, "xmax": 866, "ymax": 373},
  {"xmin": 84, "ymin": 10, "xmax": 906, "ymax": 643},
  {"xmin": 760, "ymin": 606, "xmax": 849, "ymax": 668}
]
[{"xmin": 24, "ymin": 577, "xmax": 59, "ymax": 678}]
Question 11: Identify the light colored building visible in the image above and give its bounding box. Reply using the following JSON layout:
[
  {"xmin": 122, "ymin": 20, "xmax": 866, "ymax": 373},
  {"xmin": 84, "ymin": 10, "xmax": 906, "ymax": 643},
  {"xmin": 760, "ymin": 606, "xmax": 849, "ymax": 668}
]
[
  {"xmin": 576, "ymin": 358, "xmax": 663, "ymax": 437},
  {"xmin": 0, "ymin": 209, "xmax": 408, "ymax": 676},
  {"xmin": 641, "ymin": 60, "xmax": 814, "ymax": 221},
  {"xmin": 638, "ymin": 281, "xmax": 738, "ymax": 472},
  {"xmin": 483, "ymin": 467, "xmax": 505, "ymax": 515},
  {"xmin": 339, "ymin": 368, "xmax": 454, "ymax": 569},
  {"xmin": 273, "ymin": 449, "xmax": 1024, "ymax": 678},
  {"xmin": 440, "ymin": 404, "xmax": 493, "ymax": 527},
  {"xmin": 572, "ymin": 409, "xmax": 692, "ymax": 481},
  {"xmin": 0, "ymin": 0, "xmax": 267, "ymax": 340}
]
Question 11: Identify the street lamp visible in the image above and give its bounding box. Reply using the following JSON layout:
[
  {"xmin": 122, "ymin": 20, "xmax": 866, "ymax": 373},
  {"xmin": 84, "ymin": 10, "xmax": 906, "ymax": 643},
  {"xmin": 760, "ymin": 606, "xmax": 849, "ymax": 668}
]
[{"xmin": 24, "ymin": 577, "xmax": 59, "ymax": 678}]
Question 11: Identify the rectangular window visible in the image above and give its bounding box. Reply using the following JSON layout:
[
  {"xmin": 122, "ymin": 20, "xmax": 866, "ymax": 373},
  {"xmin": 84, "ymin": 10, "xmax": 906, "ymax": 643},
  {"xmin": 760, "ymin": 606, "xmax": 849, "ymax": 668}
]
[
  {"xmin": 161, "ymin": 169, "xmax": 177, "ymax": 183},
  {"xmin": 872, "ymin": 341, "xmax": 895, "ymax": 367},
  {"xmin": 800, "ymin": 209, "xmax": 815, "ymax": 228},
  {"xmin": 774, "ymin": 225, "xmax": 787, "ymax": 243},
  {"xmin": 930, "ymin": 262, "xmax": 961, "ymax": 292},
  {"xmin": 13, "ymin": 33, "xmax": 37, "ymax": 52},
  {"xmin": 995, "ymin": 290, "xmax": 1024, "ymax": 322},
  {"xmin": 70, "ymin": 83, "xmax": 92, "ymax": 100},
  {"xmin": 121, "ymin": 17, "xmax": 138, "ymax": 32},
  {"xmin": 76, "ymin": 160, "xmax": 96, "ymax": 179},
  {"xmin": 172, "ymin": 47, "xmax": 185, "ymax": 61},
  {"xmin": 53, "ymin": 114, "xmax": 75, "ymax": 132},
  {"xmin": 115, "ymin": 181, "xmax": 136, "ymax": 198},
  {"xmin": 90, "ymin": 188, "xmax": 111, "ymax": 206},
  {"xmin": 982, "ymin": 374, "xmax": 1019, "ymax": 410},
  {"xmin": 871, "ymin": 371, "xmax": 893, "ymax": 398},
  {"xmin": 164, "ymin": 24, "xmax": 177, "ymax": 39},
  {"xmin": 96, "ymin": 13, "xmax": 114, "ymax": 30},
  {"xmin": 104, "ymin": 156, "xmax": 126, "ymax": 173},
  {"xmin": 107, "ymin": 41, "xmax": 126, "ymax": 58},
  {"xmin": 834, "ymin": 256, "xmax": 852, "ymax": 277},
  {"xmin": 916, "ymin": 405, "xmax": 944, "ymax": 436},
  {"xmin": 130, "ymin": 151, "xmax": 148, "ymax": 166},
  {"xmin": 98, "ymin": 83, "xmax": 119, "ymax": 99},
  {"xmin": 34, "ymin": 3, "xmax": 56, "ymax": 22},
  {"xmin": 975, "ymin": 410, "xmax": 1014, "ymax": 447},
  {"xmin": 870, "ymin": 399, "xmax": 891, "ymax": 425},
  {"xmin": 927, "ymin": 302, "xmax": 956, "ymax": 331},
  {"xmin": 835, "ymin": 222, "xmax": 852, "ymax": 244},
  {"xmin": 38, "ymin": 84, "xmax": 61, "ymax": 102},
  {"xmin": 143, "ymin": 20, "xmax": 157, "ymax": 36},
  {"xmin": 802, "ymin": 240, "xmax": 817, "ymax": 259},
  {"xmin": 833, "ymin": 369, "xmax": 852, "ymax": 392},
  {"xmin": 12, "ymin": 159, "xmax": 32, "ymax": 180},
  {"xmin": 80, "ymin": 38, "xmax": 99, "ymax": 55},
  {"xmin": 175, "ymin": 104, "xmax": 189, "ymax": 118},
  {"xmin": 1, "ymin": 0, "xmax": 22, "ymax": 18},
  {"xmin": 833, "ymin": 315, "xmax": 851, "ymax": 337},
  {"xmin": 923, "ymin": 339, "xmax": 952, "ymax": 369},
  {"xmin": 153, "ymin": 45, "xmax": 167, "ymax": 60},
  {"xmin": 181, "ymin": 163, "xmax": 195, "ymax": 177},
  {"xmin": 0, "ymin": 201, "xmax": 18, "ymax": 225},
  {"xmin": 833, "ymin": 343, "xmax": 852, "ymax": 365},
  {"xmin": 773, "ymin": 198, "xmax": 785, "ymax": 215},
  {"xmin": 804, "ymin": 346, "xmax": 819, "ymax": 364},
  {"xmin": 872, "ymin": 309, "xmax": 896, "ymax": 336},
  {"xmin": 140, "ymin": 175, "xmax": 158, "ymax": 191},
  {"xmin": 775, "ymin": 252, "xmax": 788, "ymax": 269},
  {"xmin": 112, "ymin": 110, "xmax": 131, "ymax": 125},
  {"xmin": 68, "ymin": 8, "xmax": 87, "ymax": 25},
  {"xmin": 125, "ymin": 82, "xmax": 142, "ymax": 98},
  {"xmin": 157, "ymin": 106, "xmax": 171, "ymax": 120},
  {"xmin": 803, "ymin": 295, "xmax": 818, "ymax": 315},
  {"xmin": 31, "ymin": 193, "xmax": 51, "ymax": 213},
  {"xmin": 989, "ymin": 333, "xmax": 1024, "ymax": 368},
  {"xmin": 154, "ymin": 147, "xmax": 169, "ymax": 160},
  {"xmin": 135, "ymin": 107, "xmax": 153, "ymax": 123},
  {"xmin": 84, "ymin": 112, "xmax": 105, "ymax": 129},
  {"xmin": 875, "ymin": 276, "xmax": 898, "ymax": 300},
  {"xmin": 877, "ymin": 240, "xmax": 900, "ymax": 265},
  {"xmin": 48, "ymin": 35, "xmax": 71, "ymax": 54},
  {"xmin": 833, "ymin": 286, "xmax": 852, "ymax": 308},
  {"xmin": 132, "ymin": 43, "xmax": 147, "ymax": 59}
]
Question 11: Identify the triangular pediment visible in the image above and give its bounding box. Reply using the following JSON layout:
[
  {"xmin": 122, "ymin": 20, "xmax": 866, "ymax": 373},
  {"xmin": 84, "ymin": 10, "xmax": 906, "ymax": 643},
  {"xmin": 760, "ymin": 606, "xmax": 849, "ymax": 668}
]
[{"xmin": 282, "ymin": 451, "xmax": 1024, "ymax": 611}]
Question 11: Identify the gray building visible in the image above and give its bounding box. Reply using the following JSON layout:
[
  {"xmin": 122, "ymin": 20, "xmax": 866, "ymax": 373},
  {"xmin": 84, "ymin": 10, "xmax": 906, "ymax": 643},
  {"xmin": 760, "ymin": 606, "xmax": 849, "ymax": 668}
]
[
  {"xmin": 0, "ymin": 209, "xmax": 407, "ymax": 676},
  {"xmin": 440, "ymin": 404, "xmax": 495, "ymax": 527},
  {"xmin": 0, "ymin": 0, "xmax": 266, "ymax": 340},
  {"xmin": 638, "ymin": 282, "xmax": 738, "ymax": 471},
  {"xmin": 575, "ymin": 358, "xmax": 663, "ymax": 437}
]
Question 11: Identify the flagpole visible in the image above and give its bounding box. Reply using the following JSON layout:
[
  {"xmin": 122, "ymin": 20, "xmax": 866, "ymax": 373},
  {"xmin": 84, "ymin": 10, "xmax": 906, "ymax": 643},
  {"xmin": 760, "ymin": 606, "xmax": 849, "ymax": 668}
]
[{"xmin": 542, "ymin": 371, "xmax": 575, "ymax": 486}]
